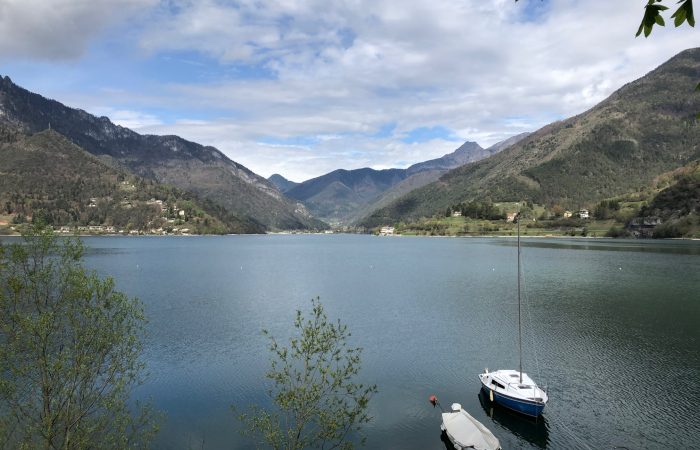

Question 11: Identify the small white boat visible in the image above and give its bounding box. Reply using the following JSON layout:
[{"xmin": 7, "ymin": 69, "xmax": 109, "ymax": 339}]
[{"xmin": 441, "ymin": 403, "xmax": 501, "ymax": 450}]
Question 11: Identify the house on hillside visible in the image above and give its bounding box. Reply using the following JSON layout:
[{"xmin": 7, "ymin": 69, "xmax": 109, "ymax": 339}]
[
  {"xmin": 379, "ymin": 226, "xmax": 395, "ymax": 236},
  {"xmin": 563, "ymin": 211, "xmax": 573, "ymax": 218},
  {"xmin": 506, "ymin": 212, "xmax": 517, "ymax": 223},
  {"xmin": 579, "ymin": 209, "xmax": 590, "ymax": 219},
  {"xmin": 452, "ymin": 211, "xmax": 462, "ymax": 217}
]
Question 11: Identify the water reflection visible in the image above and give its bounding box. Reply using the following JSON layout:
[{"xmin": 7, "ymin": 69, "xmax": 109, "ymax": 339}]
[
  {"xmin": 439, "ymin": 429, "xmax": 454, "ymax": 450},
  {"xmin": 478, "ymin": 389, "xmax": 550, "ymax": 448},
  {"xmin": 495, "ymin": 237, "xmax": 700, "ymax": 256}
]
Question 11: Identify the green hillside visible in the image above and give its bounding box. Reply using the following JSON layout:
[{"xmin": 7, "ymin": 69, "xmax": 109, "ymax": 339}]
[
  {"xmin": 637, "ymin": 161, "xmax": 700, "ymax": 237},
  {"xmin": 360, "ymin": 48, "xmax": 700, "ymax": 228},
  {"xmin": 0, "ymin": 126, "xmax": 264, "ymax": 234},
  {"xmin": 0, "ymin": 76, "xmax": 327, "ymax": 232}
]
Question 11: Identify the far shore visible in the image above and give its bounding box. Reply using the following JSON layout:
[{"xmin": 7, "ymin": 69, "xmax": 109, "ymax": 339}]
[{"xmin": 2, "ymin": 229, "xmax": 699, "ymax": 241}]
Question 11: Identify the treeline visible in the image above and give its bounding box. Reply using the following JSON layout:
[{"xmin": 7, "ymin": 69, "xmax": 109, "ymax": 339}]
[
  {"xmin": 6, "ymin": 180, "xmax": 260, "ymax": 234},
  {"xmin": 635, "ymin": 172, "xmax": 700, "ymax": 238},
  {"xmin": 445, "ymin": 200, "xmax": 505, "ymax": 220}
]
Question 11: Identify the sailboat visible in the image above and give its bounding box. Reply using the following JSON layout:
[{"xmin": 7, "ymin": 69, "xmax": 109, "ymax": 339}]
[{"xmin": 478, "ymin": 212, "xmax": 548, "ymax": 417}]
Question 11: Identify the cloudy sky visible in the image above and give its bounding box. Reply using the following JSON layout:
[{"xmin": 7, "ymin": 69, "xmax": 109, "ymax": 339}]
[{"xmin": 0, "ymin": 0, "xmax": 695, "ymax": 181}]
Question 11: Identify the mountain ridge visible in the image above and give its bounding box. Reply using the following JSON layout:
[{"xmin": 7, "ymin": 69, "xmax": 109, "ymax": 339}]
[
  {"xmin": 0, "ymin": 76, "xmax": 327, "ymax": 231},
  {"xmin": 359, "ymin": 47, "xmax": 700, "ymax": 227}
]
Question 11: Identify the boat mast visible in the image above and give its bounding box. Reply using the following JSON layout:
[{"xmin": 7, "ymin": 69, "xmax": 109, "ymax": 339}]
[{"xmin": 517, "ymin": 212, "xmax": 522, "ymax": 384}]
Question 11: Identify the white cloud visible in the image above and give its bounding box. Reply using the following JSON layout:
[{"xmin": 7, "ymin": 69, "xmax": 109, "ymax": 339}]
[
  {"xmin": 88, "ymin": 107, "xmax": 163, "ymax": 130},
  {"xmin": 5, "ymin": 0, "xmax": 697, "ymax": 181},
  {"xmin": 0, "ymin": 0, "xmax": 156, "ymax": 60}
]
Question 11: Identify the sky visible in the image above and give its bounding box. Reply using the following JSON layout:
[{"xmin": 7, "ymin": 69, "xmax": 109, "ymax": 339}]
[{"xmin": 0, "ymin": 0, "xmax": 695, "ymax": 182}]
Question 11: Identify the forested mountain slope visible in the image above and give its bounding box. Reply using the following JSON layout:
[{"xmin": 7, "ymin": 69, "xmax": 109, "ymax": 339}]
[
  {"xmin": 360, "ymin": 48, "xmax": 700, "ymax": 227},
  {"xmin": 0, "ymin": 125, "xmax": 263, "ymax": 234}
]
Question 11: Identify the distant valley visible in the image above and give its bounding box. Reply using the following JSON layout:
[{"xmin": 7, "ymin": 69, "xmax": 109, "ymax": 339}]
[{"xmin": 269, "ymin": 135, "xmax": 528, "ymax": 226}]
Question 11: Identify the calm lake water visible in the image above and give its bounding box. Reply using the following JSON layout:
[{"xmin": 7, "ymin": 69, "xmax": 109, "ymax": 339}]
[{"xmin": 31, "ymin": 235, "xmax": 700, "ymax": 448}]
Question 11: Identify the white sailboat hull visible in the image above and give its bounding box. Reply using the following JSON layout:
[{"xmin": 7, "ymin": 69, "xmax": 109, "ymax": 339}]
[{"xmin": 478, "ymin": 369, "xmax": 547, "ymax": 417}]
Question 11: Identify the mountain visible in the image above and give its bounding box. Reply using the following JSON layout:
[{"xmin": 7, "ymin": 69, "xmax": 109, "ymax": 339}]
[
  {"xmin": 285, "ymin": 138, "xmax": 523, "ymax": 225},
  {"xmin": 285, "ymin": 168, "xmax": 408, "ymax": 224},
  {"xmin": 0, "ymin": 76, "xmax": 327, "ymax": 231},
  {"xmin": 268, "ymin": 173, "xmax": 298, "ymax": 193},
  {"xmin": 359, "ymin": 48, "xmax": 700, "ymax": 227},
  {"xmin": 0, "ymin": 124, "xmax": 263, "ymax": 234},
  {"xmin": 406, "ymin": 139, "xmax": 521, "ymax": 174},
  {"xmin": 349, "ymin": 134, "xmax": 531, "ymax": 224}
]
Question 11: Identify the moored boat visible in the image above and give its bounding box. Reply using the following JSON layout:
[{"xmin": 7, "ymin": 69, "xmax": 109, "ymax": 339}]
[
  {"xmin": 478, "ymin": 369, "xmax": 547, "ymax": 417},
  {"xmin": 440, "ymin": 402, "xmax": 501, "ymax": 450},
  {"xmin": 480, "ymin": 211, "xmax": 548, "ymax": 417}
]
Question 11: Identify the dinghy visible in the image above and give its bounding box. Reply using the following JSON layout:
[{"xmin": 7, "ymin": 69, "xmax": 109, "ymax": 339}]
[{"xmin": 440, "ymin": 402, "xmax": 501, "ymax": 450}]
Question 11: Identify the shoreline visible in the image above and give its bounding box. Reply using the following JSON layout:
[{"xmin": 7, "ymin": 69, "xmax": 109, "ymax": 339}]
[{"xmin": 1, "ymin": 230, "xmax": 699, "ymax": 241}]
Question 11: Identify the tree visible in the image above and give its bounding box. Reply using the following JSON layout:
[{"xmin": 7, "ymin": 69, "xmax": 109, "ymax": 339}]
[
  {"xmin": 238, "ymin": 297, "xmax": 377, "ymax": 450},
  {"xmin": 0, "ymin": 224, "xmax": 159, "ymax": 449}
]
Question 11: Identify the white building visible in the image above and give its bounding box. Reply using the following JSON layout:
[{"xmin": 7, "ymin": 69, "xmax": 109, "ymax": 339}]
[{"xmin": 379, "ymin": 226, "xmax": 395, "ymax": 236}]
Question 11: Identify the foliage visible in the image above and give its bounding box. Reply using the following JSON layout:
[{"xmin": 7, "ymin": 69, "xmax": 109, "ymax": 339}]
[
  {"xmin": 594, "ymin": 199, "xmax": 621, "ymax": 220},
  {"xmin": 448, "ymin": 200, "xmax": 505, "ymax": 220},
  {"xmin": 606, "ymin": 226, "xmax": 632, "ymax": 238},
  {"xmin": 636, "ymin": 0, "xmax": 695, "ymax": 37},
  {"xmin": 238, "ymin": 298, "xmax": 377, "ymax": 450},
  {"xmin": 0, "ymin": 224, "xmax": 160, "ymax": 448},
  {"xmin": 637, "ymin": 165, "xmax": 700, "ymax": 237},
  {"xmin": 515, "ymin": 0, "xmax": 695, "ymax": 38},
  {"xmin": 641, "ymin": 174, "xmax": 700, "ymax": 219}
]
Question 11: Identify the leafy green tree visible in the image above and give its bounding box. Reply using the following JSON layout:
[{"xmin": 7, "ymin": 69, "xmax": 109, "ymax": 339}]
[
  {"xmin": 0, "ymin": 224, "xmax": 159, "ymax": 449},
  {"xmin": 238, "ymin": 297, "xmax": 377, "ymax": 450}
]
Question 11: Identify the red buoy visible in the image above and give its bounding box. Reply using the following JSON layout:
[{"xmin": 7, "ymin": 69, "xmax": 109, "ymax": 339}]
[{"xmin": 429, "ymin": 395, "xmax": 438, "ymax": 407}]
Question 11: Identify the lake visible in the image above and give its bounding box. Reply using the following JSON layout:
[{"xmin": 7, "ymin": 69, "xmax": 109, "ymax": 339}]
[{"xmin": 54, "ymin": 235, "xmax": 700, "ymax": 448}]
